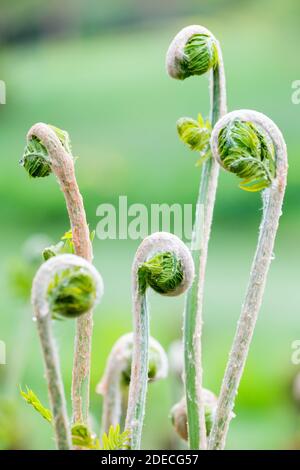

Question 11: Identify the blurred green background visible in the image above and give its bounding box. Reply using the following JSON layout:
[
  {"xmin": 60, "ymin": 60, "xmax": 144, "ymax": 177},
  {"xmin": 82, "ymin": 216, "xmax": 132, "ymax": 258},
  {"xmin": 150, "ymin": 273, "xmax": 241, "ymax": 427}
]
[{"xmin": 0, "ymin": 0, "xmax": 300, "ymax": 450}]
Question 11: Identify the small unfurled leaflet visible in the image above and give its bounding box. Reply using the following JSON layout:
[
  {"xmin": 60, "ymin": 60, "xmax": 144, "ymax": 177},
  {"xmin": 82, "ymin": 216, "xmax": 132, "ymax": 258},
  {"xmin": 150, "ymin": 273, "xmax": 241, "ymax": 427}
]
[
  {"xmin": 177, "ymin": 114, "xmax": 212, "ymax": 167},
  {"xmin": 20, "ymin": 387, "xmax": 52, "ymax": 423}
]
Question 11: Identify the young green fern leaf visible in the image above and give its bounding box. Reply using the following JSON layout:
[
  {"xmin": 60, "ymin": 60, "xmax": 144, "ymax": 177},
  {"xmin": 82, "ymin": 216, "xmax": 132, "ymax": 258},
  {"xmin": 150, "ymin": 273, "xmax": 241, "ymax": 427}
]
[
  {"xmin": 177, "ymin": 114, "xmax": 212, "ymax": 166},
  {"xmin": 101, "ymin": 425, "xmax": 130, "ymax": 450},
  {"xmin": 218, "ymin": 118, "xmax": 276, "ymax": 191},
  {"xmin": 171, "ymin": 389, "xmax": 218, "ymax": 442},
  {"xmin": 47, "ymin": 267, "xmax": 97, "ymax": 319},
  {"xmin": 43, "ymin": 229, "xmax": 95, "ymax": 261},
  {"xmin": 167, "ymin": 32, "xmax": 219, "ymax": 80},
  {"xmin": 71, "ymin": 423, "xmax": 100, "ymax": 449},
  {"xmin": 138, "ymin": 252, "xmax": 183, "ymax": 295},
  {"xmin": 19, "ymin": 393, "xmax": 102, "ymax": 451},
  {"xmin": 50, "ymin": 125, "xmax": 72, "ymax": 155},
  {"xmin": 20, "ymin": 387, "xmax": 52, "ymax": 423},
  {"xmin": 20, "ymin": 126, "xmax": 72, "ymax": 178},
  {"xmin": 21, "ymin": 137, "xmax": 52, "ymax": 178},
  {"xmin": 183, "ymin": 34, "xmax": 218, "ymax": 77},
  {"xmin": 71, "ymin": 423, "xmax": 130, "ymax": 451}
]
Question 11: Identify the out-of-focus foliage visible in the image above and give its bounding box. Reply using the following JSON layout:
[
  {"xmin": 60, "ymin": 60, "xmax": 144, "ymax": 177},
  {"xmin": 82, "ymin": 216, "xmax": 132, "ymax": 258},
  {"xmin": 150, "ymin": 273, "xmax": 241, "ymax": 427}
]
[
  {"xmin": 0, "ymin": 399, "xmax": 27, "ymax": 450},
  {"xmin": 0, "ymin": 0, "xmax": 243, "ymax": 44}
]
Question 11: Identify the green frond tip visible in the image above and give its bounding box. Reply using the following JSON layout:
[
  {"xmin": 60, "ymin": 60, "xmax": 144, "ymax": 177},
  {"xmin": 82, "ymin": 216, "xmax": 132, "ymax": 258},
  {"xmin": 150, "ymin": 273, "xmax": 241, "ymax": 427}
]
[
  {"xmin": 177, "ymin": 114, "xmax": 212, "ymax": 166},
  {"xmin": 71, "ymin": 423, "xmax": 100, "ymax": 449},
  {"xmin": 20, "ymin": 136, "xmax": 52, "ymax": 178},
  {"xmin": 101, "ymin": 424, "xmax": 130, "ymax": 450},
  {"xmin": 49, "ymin": 125, "xmax": 72, "ymax": 155},
  {"xmin": 47, "ymin": 266, "xmax": 96, "ymax": 319},
  {"xmin": 179, "ymin": 33, "xmax": 218, "ymax": 80},
  {"xmin": 20, "ymin": 386, "xmax": 52, "ymax": 423},
  {"xmin": 171, "ymin": 389, "xmax": 218, "ymax": 442},
  {"xmin": 121, "ymin": 343, "xmax": 164, "ymax": 386},
  {"xmin": 148, "ymin": 347, "xmax": 162, "ymax": 380},
  {"xmin": 20, "ymin": 125, "xmax": 72, "ymax": 178},
  {"xmin": 43, "ymin": 229, "xmax": 95, "ymax": 261},
  {"xmin": 218, "ymin": 118, "xmax": 276, "ymax": 192},
  {"xmin": 138, "ymin": 251, "xmax": 183, "ymax": 295}
]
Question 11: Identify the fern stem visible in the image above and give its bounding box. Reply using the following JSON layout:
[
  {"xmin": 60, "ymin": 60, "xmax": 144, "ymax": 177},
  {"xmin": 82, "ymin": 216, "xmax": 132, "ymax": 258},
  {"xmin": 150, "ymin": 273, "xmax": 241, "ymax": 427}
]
[
  {"xmin": 98, "ymin": 333, "xmax": 168, "ymax": 437},
  {"xmin": 36, "ymin": 314, "xmax": 72, "ymax": 449},
  {"xmin": 31, "ymin": 254, "xmax": 103, "ymax": 449},
  {"xmin": 125, "ymin": 295, "xmax": 149, "ymax": 449},
  {"xmin": 208, "ymin": 110, "xmax": 288, "ymax": 449},
  {"xmin": 99, "ymin": 370, "xmax": 123, "ymax": 434},
  {"xmin": 27, "ymin": 124, "xmax": 93, "ymax": 425},
  {"xmin": 97, "ymin": 334, "xmax": 135, "ymax": 434},
  {"xmin": 184, "ymin": 41, "xmax": 227, "ymax": 450},
  {"xmin": 125, "ymin": 232, "xmax": 195, "ymax": 449}
]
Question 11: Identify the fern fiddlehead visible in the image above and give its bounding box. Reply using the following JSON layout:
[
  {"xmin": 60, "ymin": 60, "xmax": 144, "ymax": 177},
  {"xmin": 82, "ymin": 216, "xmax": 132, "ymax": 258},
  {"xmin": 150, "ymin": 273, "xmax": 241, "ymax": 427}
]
[
  {"xmin": 208, "ymin": 110, "xmax": 288, "ymax": 449},
  {"xmin": 166, "ymin": 25, "xmax": 227, "ymax": 449},
  {"xmin": 171, "ymin": 389, "xmax": 217, "ymax": 443},
  {"xmin": 31, "ymin": 254, "xmax": 103, "ymax": 449},
  {"xmin": 21, "ymin": 123, "xmax": 95, "ymax": 425},
  {"xmin": 96, "ymin": 333, "xmax": 168, "ymax": 434},
  {"xmin": 124, "ymin": 232, "xmax": 194, "ymax": 449}
]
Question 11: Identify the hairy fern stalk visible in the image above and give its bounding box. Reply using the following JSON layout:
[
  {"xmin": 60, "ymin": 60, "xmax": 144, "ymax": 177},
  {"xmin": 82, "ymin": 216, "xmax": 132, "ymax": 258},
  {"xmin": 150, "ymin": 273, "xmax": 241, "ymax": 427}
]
[
  {"xmin": 208, "ymin": 110, "xmax": 287, "ymax": 449},
  {"xmin": 21, "ymin": 124, "xmax": 95, "ymax": 426},
  {"xmin": 125, "ymin": 232, "xmax": 194, "ymax": 449},
  {"xmin": 166, "ymin": 25, "xmax": 227, "ymax": 449}
]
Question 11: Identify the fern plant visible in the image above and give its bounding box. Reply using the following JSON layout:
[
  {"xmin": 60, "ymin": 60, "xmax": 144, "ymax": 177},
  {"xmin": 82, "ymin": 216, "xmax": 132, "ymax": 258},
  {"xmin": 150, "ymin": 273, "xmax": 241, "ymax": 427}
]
[
  {"xmin": 20, "ymin": 389, "xmax": 128, "ymax": 450},
  {"xmin": 125, "ymin": 232, "xmax": 195, "ymax": 449},
  {"xmin": 29, "ymin": 254, "xmax": 103, "ymax": 449},
  {"xmin": 101, "ymin": 425, "xmax": 130, "ymax": 450},
  {"xmin": 96, "ymin": 333, "xmax": 168, "ymax": 434},
  {"xmin": 166, "ymin": 24, "xmax": 227, "ymax": 450},
  {"xmin": 17, "ymin": 24, "xmax": 288, "ymax": 453},
  {"xmin": 208, "ymin": 110, "xmax": 287, "ymax": 449},
  {"xmin": 21, "ymin": 124, "xmax": 95, "ymax": 425}
]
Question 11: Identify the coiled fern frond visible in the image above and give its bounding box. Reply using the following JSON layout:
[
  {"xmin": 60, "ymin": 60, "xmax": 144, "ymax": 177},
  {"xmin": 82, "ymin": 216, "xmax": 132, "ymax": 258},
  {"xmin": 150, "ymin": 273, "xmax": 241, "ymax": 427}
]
[
  {"xmin": 47, "ymin": 267, "xmax": 97, "ymax": 319},
  {"xmin": 138, "ymin": 251, "xmax": 183, "ymax": 295},
  {"xmin": 183, "ymin": 34, "xmax": 218, "ymax": 78},
  {"xmin": 177, "ymin": 114, "xmax": 212, "ymax": 166},
  {"xmin": 218, "ymin": 118, "xmax": 276, "ymax": 192}
]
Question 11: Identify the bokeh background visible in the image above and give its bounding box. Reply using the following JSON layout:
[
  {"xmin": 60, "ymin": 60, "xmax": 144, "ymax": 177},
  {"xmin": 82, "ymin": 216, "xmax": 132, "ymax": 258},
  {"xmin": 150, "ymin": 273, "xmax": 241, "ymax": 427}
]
[{"xmin": 0, "ymin": 0, "xmax": 299, "ymax": 450}]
